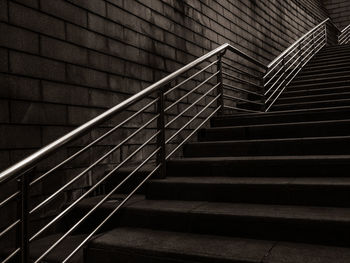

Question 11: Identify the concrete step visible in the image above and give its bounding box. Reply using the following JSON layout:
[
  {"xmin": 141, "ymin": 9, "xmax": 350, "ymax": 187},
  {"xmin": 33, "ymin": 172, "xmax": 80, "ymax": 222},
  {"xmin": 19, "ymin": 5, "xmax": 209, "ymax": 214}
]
[
  {"xmin": 275, "ymin": 92, "xmax": 350, "ymax": 104},
  {"xmin": 310, "ymin": 50, "xmax": 350, "ymax": 60},
  {"xmin": 320, "ymin": 43, "xmax": 350, "ymax": 52},
  {"xmin": 281, "ymin": 86, "xmax": 350, "ymax": 97},
  {"xmin": 29, "ymin": 234, "xmax": 85, "ymax": 263},
  {"xmin": 86, "ymin": 227, "xmax": 350, "ymax": 263},
  {"xmin": 291, "ymin": 74, "xmax": 350, "ymax": 86},
  {"xmin": 288, "ymin": 79, "xmax": 350, "ymax": 91},
  {"xmin": 198, "ymin": 119, "xmax": 350, "ymax": 141},
  {"xmin": 115, "ymin": 198, "xmax": 350, "ymax": 246},
  {"xmin": 298, "ymin": 64, "xmax": 350, "ymax": 77},
  {"xmin": 301, "ymin": 60, "xmax": 350, "ymax": 72},
  {"xmin": 210, "ymin": 106, "xmax": 350, "ymax": 127},
  {"xmin": 306, "ymin": 56, "xmax": 350, "ymax": 66},
  {"xmin": 183, "ymin": 136, "xmax": 350, "ymax": 157},
  {"xmin": 294, "ymin": 69, "xmax": 350, "ymax": 82},
  {"xmin": 147, "ymin": 176, "xmax": 350, "ymax": 207},
  {"xmin": 272, "ymin": 98, "xmax": 350, "ymax": 111},
  {"xmin": 166, "ymin": 155, "xmax": 350, "ymax": 177}
]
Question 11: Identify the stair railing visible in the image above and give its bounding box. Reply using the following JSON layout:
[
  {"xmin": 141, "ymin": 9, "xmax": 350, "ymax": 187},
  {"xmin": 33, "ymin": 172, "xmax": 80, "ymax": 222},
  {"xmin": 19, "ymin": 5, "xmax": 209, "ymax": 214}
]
[
  {"xmin": 263, "ymin": 18, "xmax": 340, "ymax": 111},
  {"xmin": 339, "ymin": 24, "xmax": 350, "ymax": 45},
  {"xmin": 0, "ymin": 43, "xmax": 265, "ymax": 263}
]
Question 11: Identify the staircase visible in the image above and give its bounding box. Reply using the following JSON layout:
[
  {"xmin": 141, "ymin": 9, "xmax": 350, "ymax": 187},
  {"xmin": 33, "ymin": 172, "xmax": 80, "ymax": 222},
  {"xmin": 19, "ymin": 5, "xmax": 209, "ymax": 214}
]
[{"xmin": 61, "ymin": 44, "xmax": 350, "ymax": 262}]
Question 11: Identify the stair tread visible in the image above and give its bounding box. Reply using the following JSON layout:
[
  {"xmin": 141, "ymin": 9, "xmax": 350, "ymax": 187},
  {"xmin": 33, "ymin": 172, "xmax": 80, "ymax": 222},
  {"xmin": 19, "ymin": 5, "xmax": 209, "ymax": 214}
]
[
  {"xmin": 213, "ymin": 105, "xmax": 350, "ymax": 119},
  {"xmin": 289, "ymin": 79, "xmax": 350, "ymax": 88},
  {"xmin": 283, "ymin": 85, "xmax": 350, "ymax": 95},
  {"xmin": 170, "ymin": 155, "xmax": 350, "ymax": 162},
  {"xmin": 88, "ymin": 227, "xmax": 350, "ymax": 263},
  {"xmin": 273, "ymin": 98, "xmax": 350, "ymax": 107},
  {"xmin": 278, "ymin": 91, "xmax": 350, "ymax": 101},
  {"xmin": 124, "ymin": 198, "xmax": 350, "ymax": 222},
  {"xmin": 204, "ymin": 118, "xmax": 350, "ymax": 130},
  {"xmin": 187, "ymin": 135, "xmax": 350, "ymax": 144},
  {"xmin": 150, "ymin": 176, "xmax": 350, "ymax": 186},
  {"xmin": 88, "ymin": 227, "xmax": 272, "ymax": 263}
]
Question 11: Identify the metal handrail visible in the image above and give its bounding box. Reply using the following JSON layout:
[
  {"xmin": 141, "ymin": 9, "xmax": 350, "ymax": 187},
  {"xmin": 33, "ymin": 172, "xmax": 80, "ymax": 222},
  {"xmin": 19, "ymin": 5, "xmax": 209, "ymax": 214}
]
[
  {"xmin": 0, "ymin": 43, "xmax": 265, "ymax": 185},
  {"xmin": 0, "ymin": 42, "xmax": 266, "ymax": 263},
  {"xmin": 339, "ymin": 24, "xmax": 350, "ymax": 45},
  {"xmin": 263, "ymin": 18, "xmax": 340, "ymax": 111}
]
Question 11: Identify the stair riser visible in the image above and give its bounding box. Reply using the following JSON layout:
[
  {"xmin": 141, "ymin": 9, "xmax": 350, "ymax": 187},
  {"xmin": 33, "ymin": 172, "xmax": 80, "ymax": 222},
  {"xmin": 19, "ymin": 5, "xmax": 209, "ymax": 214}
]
[
  {"xmin": 281, "ymin": 87, "xmax": 350, "ymax": 98},
  {"xmin": 307, "ymin": 57, "xmax": 350, "ymax": 66},
  {"xmin": 118, "ymin": 208, "xmax": 350, "ymax": 246},
  {"xmin": 198, "ymin": 122, "xmax": 350, "ymax": 141},
  {"xmin": 272, "ymin": 100, "xmax": 350, "ymax": 111},
  {"xmin": 184, "ymin": 139, "xmax": 350, "ymax": 157},
  {"xmin": 276, "ymin": 94, "xmax": 350, "ymax": 104},
  {"xmin": 167, "ymin": 161, "xmax": 350, "ymax": 178},
  {"xmin": 302, "ymin": 62, "xmax": 350, "ymax": 73},
  {"xmin": 210, "ymin": 108, "xmax": 350, "ymax": 126},
  {"xmin": 292, "ymin": 76, "xmax": 350, "ymax": 86},
  {"xmin": 310, "ymin": 52, "xmax": 350, "ymax": 61},
  {"xmin": 167, "ymin": 157, "xmax": 350, "ymax": 176},
  {"xmin": 147, "ymin": 183, "xmax": 350, "ymax": 207},
  {"xmin": 289, "ymin": 80, "xmax": 350, "ymax": 90},
  {"xmin": 299, "ymin": 66, "xmax": 350, "ymax": 77}
]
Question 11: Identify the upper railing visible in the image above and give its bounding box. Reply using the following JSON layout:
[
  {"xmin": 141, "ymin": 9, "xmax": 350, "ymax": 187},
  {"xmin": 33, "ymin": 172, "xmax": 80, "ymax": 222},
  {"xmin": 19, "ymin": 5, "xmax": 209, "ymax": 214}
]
[
  {"xmin": 339, "ymin": 24, "xmax": 350, "ymax": 45},
  {"xmin": 0, "ymin": 43, "xmax": 266, "ymax": 263},
  {"xmin": 0, "ymin": 17, "xmax": 342, "ymax": 262},
  {"xmin": 263, "ymin": 18, "xmax": 340, "ymax": 111}
]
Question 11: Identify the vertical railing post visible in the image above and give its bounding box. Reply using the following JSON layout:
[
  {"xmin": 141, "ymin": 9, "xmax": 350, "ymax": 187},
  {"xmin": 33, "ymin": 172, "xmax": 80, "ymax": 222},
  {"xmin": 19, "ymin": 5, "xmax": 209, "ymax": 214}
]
[
  {"xmin": 217, "ymin": 52, "xmax": 224, "ymax": 115},
  {"xmin": 17, "ymin": 169, "xmax": 31, "ymax": 263},
  {"xmin": 324, "ymin": 23, "xmax": 328, "ymax": 45},
  {"xmin": 156, "ymin": 89, "xmax": 166, "ymax": 179}
]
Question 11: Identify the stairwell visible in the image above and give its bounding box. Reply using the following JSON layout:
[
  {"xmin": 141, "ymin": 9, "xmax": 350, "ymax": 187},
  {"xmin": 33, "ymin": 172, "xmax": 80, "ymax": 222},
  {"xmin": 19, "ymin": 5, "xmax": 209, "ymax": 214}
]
[{"xmin": 36, "ymin": 43, "xmax": 350, "ymax": 262}]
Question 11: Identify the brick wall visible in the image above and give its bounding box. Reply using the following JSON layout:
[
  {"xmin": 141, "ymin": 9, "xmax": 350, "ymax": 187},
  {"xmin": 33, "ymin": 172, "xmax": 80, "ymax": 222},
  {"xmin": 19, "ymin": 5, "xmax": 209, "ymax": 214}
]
[
  {"xmin": 323, "ymin": 0, "xmax": 350, "ymax": 30},
  {"xmin": 0, "ymin": 0, "xmax": 328, "ymax": 171},
  {"xmin": 0, "ymin": 0, "xmax": 331, "ymax": 251}
]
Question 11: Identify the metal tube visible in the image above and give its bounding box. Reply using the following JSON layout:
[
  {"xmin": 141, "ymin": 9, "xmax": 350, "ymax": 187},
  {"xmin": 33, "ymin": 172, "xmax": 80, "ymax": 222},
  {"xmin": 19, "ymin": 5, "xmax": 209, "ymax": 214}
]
[
  {"xmin": 0, "ymin": 191, "xmax": 20, "ymax": 210},
  {"xmin": 17, "ymin": 171, "xmax": 30, "ymax": 263},
  {"xmin": 156, "ymin": 89, "xmax": 166, "ymax": 179},
  {"xmin": 222, "ymin": 72, "xmax": 262, "ymax": 89},
  {"xmin": 265, "ymin": 32, "xmax": 325, "ymax": 103},
  {"xmin": 30, "ymin": 98, "xmax": 158, "ymax": 187},
  {"xmin": 165, "ymin": 94, "xmax": 220, "ymax": 144},
  {"xmin": 223, "ymin": 105, "xmax": 259, "ymax": 113},
  {"xmin": 165, "ymin": 71, "xmax": 219, "ymax": 112},
  {"xmin": 29, "ymin": 114, "xmax": 159, "ymax": 215},
  {"xmin": 29, "ymin": 130, "xmax": 160, "ymax": 242},
  {"xmin": 33, "ymin": 148, "xmax": 160, "ymax": 263},
  {"xmin": 61, "ymin": 164, "xmax": 162, "ymax": 263},
  {"xmin": 1, "ymin": 248, "xmax": 21, "ymax": 263},
  {"xmin": 0, "ymin": 219, "xmax": 20, "ymax": 240},
  {"xmin": 165, "ymin": 83, "xmax": 220, "ymax": 128},
  {"xmin": 222, "ymin": 83, "xmax": 263, "ymax": 97},
  {"xmin": 265, "ymin": 39, "xmax": 326, "ymax": 111},
  {"xmin": 166, "ymin": 106, "xmax": 221, "ymax": 159},
  {"xmin": 164, "ymin": 59, "xmax": 218, "ymax": 96},
  {"xmin": 2, "ymin": 43, "xmax": 250, "ymax": 184},
  {"xmin": 223, "ymin": 94, "xmax": 263, "ymax": 105},
  {"xmin": 217, "ymin": 53, "xmax": 224, "ymax": 115}
]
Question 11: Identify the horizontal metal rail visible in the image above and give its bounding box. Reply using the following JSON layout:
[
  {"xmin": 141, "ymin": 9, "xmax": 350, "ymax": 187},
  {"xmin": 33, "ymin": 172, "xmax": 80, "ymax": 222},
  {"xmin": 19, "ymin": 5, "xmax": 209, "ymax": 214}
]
[
  {"xmin": 0, "ymin": 43, "xmax": 266, "ymax": 184},
  {"xmin": 263, "ymin": 18, "xmax": 338, "ymax": 111},
  {"xmin": 0, "ymin": 42, "xmax": 268, "ymax": 263},
  {"xmin": 339, "ymin": 24, "xmax": 350, "ymax": 45},
  {"xmin": 223, "ymin": 94, "xmax": 263, "ymax": 105},
  {"xmin": 223, "ymin": 83, "xmax": 262, "ymax": 97}
]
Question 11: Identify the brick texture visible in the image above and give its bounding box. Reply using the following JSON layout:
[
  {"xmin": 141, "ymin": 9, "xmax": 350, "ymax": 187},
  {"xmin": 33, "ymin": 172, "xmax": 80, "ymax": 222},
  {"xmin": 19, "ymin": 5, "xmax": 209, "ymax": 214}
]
[
  {"xmin": 323, "ymin": 0, "xmax": 350, "ymax": 30},
  {"xmin": 0, "ymin": 0, "xmax": 338, "ymax": 229}
]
